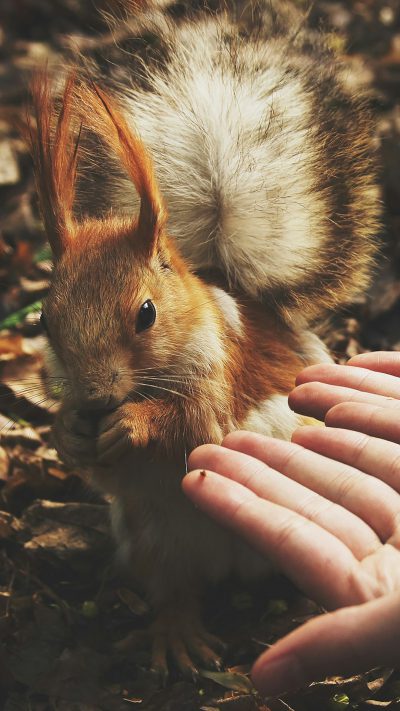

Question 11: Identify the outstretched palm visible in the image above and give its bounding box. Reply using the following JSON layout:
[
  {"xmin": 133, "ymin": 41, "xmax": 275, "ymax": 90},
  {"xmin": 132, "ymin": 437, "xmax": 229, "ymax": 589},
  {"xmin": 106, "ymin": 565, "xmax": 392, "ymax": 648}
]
[{"xmin": 183, "ymin": 351, "xmax": 400, "ymax": 696}]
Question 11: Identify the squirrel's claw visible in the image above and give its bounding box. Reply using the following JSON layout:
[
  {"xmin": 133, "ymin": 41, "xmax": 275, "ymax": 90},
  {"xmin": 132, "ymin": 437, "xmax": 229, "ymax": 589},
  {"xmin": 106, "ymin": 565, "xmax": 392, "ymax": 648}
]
[
  {"xmin": 150, "ymin": 604, "xmax": 224, "ymax": 681},
  {"xmin": 114, "ymin": 601, "xmax": 224, "ymax": 682}
]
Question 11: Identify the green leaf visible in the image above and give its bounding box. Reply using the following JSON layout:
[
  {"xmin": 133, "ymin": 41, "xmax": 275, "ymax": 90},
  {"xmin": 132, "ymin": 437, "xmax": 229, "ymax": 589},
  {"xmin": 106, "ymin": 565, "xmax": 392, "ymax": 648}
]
[
  {"xmin": 0, "ymin": 300, "xmax": 43, "ymax": 331},
  {"xmin": 264, "ymin": 598, "xmax": 288, "ymax": 616},
  {"xmin": 328, "ymin": 693, "xmax": 350, "ymax": 710},
  {"xmin": 34, "ymin": 244, "xmax": 53, "ymax": 264},
  {"xmin": 199, "ymin": 669, "xmax": 254, "ymax": 694}
]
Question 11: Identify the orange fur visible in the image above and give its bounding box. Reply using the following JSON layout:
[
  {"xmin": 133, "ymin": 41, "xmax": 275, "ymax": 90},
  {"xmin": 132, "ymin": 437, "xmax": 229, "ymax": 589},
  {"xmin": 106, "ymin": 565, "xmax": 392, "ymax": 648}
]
[
  {"xmin": 26, "ymin": 72, "xmax": 81, "ymax": 257},
  {"xmin": 76, "ymin": 81, "xmax": 166, "ymax": 253},
  {"xmin": 27, "ymin": 72, "xmax": 165, "ymax": 259},
  {"xmin": 226, "ymin": 304, "xmax": 306, "ymax": 424}
]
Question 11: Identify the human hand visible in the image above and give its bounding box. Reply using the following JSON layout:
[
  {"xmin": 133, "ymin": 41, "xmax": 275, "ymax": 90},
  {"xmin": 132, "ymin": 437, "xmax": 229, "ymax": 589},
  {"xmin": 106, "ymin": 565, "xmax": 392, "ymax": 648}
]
[
  {"xmin": 182, "ymin": 351, "xmax": 400, "ymax": 697},
  {"xmin": 289, "ymin": 349, "xmax": 400, "ymax": 440}
]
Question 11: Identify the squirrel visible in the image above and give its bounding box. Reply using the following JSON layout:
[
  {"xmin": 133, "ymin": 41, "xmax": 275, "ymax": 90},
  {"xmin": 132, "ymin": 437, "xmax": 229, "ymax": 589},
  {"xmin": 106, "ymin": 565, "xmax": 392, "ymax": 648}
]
[{"xmin": 27, "ymin": 0, "xmax": 380, "ymax": 679}]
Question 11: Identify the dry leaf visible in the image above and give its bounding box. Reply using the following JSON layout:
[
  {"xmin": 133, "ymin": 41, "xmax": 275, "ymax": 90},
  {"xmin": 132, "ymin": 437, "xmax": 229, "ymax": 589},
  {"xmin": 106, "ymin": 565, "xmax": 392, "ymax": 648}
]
[{"xmin": 199, "ymin": 670, "xmax": 254, "ymax": 694}]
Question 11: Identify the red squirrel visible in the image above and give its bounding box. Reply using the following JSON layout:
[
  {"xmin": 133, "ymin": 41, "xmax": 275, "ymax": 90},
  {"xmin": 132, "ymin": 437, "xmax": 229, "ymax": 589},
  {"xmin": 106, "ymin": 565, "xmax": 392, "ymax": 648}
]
[{"xmin": 27, "ymin": 0, "xmax": 380, "ymax": 678}]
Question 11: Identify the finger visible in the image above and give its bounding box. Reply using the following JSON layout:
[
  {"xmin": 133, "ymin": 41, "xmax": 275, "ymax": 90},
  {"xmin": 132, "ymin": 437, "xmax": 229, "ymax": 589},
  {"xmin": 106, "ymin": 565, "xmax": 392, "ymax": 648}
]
[
  {"xmin": 222, "ymin": 431, "xmax": 399, "ymax": 541},
  {"xmin": 251, "ymin": 590, "xmax": 400, "ymax": 698},
  {"xmin": 348, "ymin": 351, "xmax": 400, "ymax": 377},
  {"xmin": 292, "ymin": 426, "xmax": 400, "ymax": 495},
  {"xmin": 325, "ymin": 402, "xmax": 400, "ymax": 444},
  {"xmin": 182, "ymin": 469, "xmax": 365, "ymax": 609},
  {"xmin": 289, "ymin": 381, "xmax": 400, "ymax": 421},
  {"xmin": 295, "ymin": 363, "xmax": 400, "ymax": 398},
  {"xmin": 188, "ymin": 443, "xmax": 380, "ymax": 558}
]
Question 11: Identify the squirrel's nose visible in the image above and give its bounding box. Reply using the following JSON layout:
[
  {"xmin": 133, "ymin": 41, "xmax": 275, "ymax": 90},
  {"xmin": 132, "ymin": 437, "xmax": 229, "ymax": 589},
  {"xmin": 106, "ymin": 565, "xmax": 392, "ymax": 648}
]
[{"xmin": 79, "ymin": 394, "xmax": 120, "ymax": 414}]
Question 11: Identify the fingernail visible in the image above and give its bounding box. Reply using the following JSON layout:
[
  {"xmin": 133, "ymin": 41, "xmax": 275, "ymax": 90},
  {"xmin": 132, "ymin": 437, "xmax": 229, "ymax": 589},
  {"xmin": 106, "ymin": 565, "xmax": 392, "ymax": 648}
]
[{"xmin": 252, "ymin": 655, "xmax": 302, "ymax": 698}]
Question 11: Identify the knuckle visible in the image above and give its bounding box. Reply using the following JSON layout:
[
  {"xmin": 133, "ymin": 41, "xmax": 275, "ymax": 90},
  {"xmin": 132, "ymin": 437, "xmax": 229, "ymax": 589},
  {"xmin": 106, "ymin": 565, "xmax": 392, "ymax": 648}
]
[
  {"xmin": 274, "ymin": 515, "xmax": 305, "ymax": 555},
  {"xmin": 348, "ymin": 432, "xmax": 370, "ymax": 465},
  {"xmin": 336, "ymin": 476, "xmax": 356, "ymax": 505}
]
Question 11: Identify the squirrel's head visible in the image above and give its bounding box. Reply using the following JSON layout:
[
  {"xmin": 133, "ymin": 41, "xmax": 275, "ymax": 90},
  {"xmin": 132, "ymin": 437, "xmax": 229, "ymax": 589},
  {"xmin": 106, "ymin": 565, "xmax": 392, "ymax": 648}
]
[{"xmin": 28, "ymin": 72, "xmax": 223, "ymax": 411}]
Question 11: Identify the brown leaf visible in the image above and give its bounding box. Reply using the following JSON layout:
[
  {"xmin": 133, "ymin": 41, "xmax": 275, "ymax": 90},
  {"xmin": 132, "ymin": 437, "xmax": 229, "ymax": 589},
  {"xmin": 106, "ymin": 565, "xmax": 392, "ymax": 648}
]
[
  {"xmin": 217, "ymin": 694, "xmax": 260, "ymax": 709},
  {"xmin": 0, "ymin": 349, "xmax": 58, "ymax": 423},
  {"xmin": 47, "ymin": 466, "xmax": 68, "ymax": 480},
  {"xmin": 2, "ymin": 426, "xmax": 42, "ymax": 449},
  {"xmin": 367, "ymin": 670, "xmax": 395, "ymax": 695},
  {"xmin": 363, "ymin": 702, "xmax": 400, "ymax": 708},
  {"xmin": 19, "ymin": 500, "xmax": 112, "ymax": 575},
  {"xmin": 0, "ymin": 445, "xmax": 10, "ymax": 479},
  {"xmin": 0, "ymin": 511, "xmax": 22, "ymax": 540},
  {"xmin": 0, "ymin": 140, "xmax": 20, "ymax": 186},
  {"xmin": 0, "ymin": 333, "xmax": 24, "ymax": 357},
  {"xmin": 199, "ymin": 670, "xmax": 254, "ymax": 694},
  {"xmin": 117, "ymin": 587, "xmax": 150, "ymax": 616}
]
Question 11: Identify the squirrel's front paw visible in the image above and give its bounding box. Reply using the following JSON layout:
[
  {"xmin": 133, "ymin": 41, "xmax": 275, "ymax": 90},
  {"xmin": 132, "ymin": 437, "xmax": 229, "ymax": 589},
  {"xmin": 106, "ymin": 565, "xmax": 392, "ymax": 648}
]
[
  {"xmin": 53, "ymin": 408, "xmax": 97, "ymax": 468},
  {"xmin": 97, "ymin": 404, "xmax": 150, "ymax": 464}
]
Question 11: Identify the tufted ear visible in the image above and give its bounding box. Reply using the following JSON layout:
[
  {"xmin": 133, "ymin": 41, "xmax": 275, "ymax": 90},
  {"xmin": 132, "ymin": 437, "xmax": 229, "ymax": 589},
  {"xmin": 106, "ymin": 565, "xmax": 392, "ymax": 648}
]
[
  {"xmin": 26, "ymin": 71, "xmax": 81, "ymax": 260},
  {"xmin": 77, "ymin": 81, "xmax": 166, "ymax": 256}
]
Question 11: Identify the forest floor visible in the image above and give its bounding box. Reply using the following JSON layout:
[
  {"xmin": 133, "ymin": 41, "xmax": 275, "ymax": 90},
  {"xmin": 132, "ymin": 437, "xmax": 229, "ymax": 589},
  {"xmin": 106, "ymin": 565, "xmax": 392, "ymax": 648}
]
[{"xmin": 1, "ymin": 1, "xmax": 400, "ymax": 709}]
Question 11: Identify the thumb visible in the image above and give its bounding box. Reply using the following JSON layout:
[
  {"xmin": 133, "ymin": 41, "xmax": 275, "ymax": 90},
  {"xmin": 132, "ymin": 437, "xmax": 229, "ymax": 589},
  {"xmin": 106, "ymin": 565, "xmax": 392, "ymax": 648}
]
[{"xmin": 252, "ymin": 591, "xmax": 400, "ymax": 698}]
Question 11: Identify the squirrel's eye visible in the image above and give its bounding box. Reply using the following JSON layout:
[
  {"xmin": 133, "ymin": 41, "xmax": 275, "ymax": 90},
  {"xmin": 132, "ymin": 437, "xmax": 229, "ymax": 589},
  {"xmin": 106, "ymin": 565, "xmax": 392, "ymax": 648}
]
[
  {"xmin": 136, "ymin": 300, "xmax": 156, "ymax": 332},
  {"xmin": 40, "ymin": 312, "xmax": 48, "ymax": 333}
]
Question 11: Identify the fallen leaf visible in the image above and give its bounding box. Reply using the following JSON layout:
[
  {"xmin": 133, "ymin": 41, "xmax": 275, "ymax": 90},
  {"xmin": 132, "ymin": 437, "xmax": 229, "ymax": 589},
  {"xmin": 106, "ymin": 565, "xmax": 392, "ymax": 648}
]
[
  {"xmin": 1, "ymin": 426, "xmax": 42, "ymax": 449},
  {"xmin": 0, "ymin": 446, "xmax": 10, "ymax": 479},
  {"xmin": 217, "ymin": 694, "xmax": 260, "ymax": 709},
  {"xmin": 199, "ymin": 670, "xmax": 254, "ymax": 694},
  {"xmin": 117, "ymin": 588, "xmax": 150, "ymax": 616},
  {"xmin": 0, "ymin": 301, "xmax": 42, "ymax": 332},
  {"xmin": 0, "ymin": 334, "xmax": 24, "ymax": 357},
  {"xmin": 0, "ymin": 140, "xmax": 20, "ymax": 186}
]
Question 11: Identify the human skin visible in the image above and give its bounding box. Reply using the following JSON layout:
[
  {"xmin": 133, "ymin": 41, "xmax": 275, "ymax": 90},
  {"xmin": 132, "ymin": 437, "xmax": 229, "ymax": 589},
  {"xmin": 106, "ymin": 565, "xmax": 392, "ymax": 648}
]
[{"xmin": 182, "ymin": 351, "xmax": 400, "ymax": 697}]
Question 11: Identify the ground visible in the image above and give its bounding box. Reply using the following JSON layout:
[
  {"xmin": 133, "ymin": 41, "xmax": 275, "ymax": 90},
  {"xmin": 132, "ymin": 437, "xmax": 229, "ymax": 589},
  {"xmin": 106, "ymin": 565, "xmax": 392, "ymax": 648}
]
[{"xmin": 1, "ymin": 1, "xmax": 400, "ymax": 709}]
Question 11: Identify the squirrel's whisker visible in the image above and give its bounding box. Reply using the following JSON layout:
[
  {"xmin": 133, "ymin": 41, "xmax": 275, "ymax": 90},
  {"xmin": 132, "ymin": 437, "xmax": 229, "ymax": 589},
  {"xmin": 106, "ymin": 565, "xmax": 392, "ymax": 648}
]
[{"xmin": 134, "ymin": 381, "xmax": 189, "ymax": 400}]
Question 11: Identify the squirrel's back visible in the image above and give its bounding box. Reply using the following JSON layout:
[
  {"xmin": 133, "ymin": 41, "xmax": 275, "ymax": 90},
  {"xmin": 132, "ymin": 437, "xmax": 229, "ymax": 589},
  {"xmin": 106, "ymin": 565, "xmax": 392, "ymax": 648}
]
[{"xmin": 77, "ymin": 0, "xmax": 380, "ymax": 321}]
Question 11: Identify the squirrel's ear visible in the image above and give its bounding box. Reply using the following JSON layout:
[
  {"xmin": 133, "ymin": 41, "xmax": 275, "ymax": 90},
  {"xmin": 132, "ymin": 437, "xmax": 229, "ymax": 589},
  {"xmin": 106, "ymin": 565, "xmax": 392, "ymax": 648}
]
[
  {"xmin": 25, "ymin": 72, "xmax": 80, "ymax": 260},
  {"xmin": 77, "ymin": 82, "xmax": 166, "ymax": 256}
]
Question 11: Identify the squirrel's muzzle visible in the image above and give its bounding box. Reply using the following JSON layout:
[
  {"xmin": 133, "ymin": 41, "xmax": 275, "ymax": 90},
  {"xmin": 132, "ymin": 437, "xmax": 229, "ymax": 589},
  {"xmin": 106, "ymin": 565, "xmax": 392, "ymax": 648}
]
[{"xmin": 78, "ymin": 394, "xmax": 120, "ymax": 414}]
